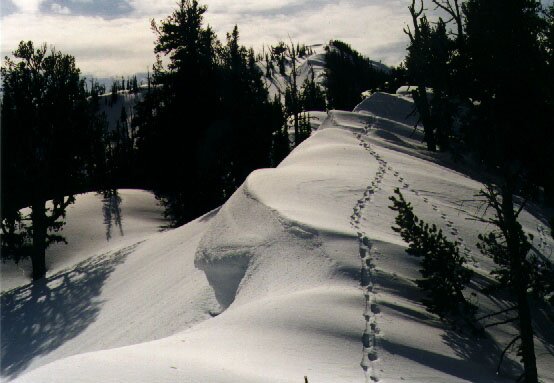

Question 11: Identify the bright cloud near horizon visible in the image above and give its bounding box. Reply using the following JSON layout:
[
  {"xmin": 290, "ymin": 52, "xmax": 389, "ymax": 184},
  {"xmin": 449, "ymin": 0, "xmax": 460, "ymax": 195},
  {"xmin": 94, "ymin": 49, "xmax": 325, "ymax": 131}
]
[
  {"xmin": 2, "ymin": 0, "xmax": 552, "ymax": 77},
  {"xmin": 0, "ymin": 0, "xmax": 415, "ymax": 76}
]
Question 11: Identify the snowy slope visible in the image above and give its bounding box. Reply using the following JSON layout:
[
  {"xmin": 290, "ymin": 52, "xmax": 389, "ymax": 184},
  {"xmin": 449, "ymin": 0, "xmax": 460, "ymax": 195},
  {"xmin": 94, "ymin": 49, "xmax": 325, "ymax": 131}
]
[
  {"xmin": 0, "ymin": 190, "xmax": 164, "ymax": 292},
  {"xmin": 6, "ymin": 94, "xmax": 554, "ymax": 383},
  {"xmin": 258, "ymin": 43, "xmax": 391, "ymax": 101},
  {"xmin": 97, "ymin": 90, "xmax": 143, "ymax": 133},
  {"xmin": 1, "ymin": 204, "xmax": 220, "ymax": 380},
  {"xmin": 259, "ymin": 44, "xmax": 327, "ymax": 100}
]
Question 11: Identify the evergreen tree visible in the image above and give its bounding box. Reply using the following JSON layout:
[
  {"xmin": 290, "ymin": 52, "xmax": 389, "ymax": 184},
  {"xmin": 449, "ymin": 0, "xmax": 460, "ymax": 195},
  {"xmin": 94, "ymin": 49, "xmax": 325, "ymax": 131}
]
[
  {"xmin": 284, "ymin": 42, "xmax": 303, "ymax": 147},
  {"xmin": 403, "ymin": 0, "xmax": 477, "ymax": 152},
  {"xmin": 427, "ymin": 19, "xmax": 456, "ymax": 150},
  {"xmin": 134, "ymin": 2, "xmax": 276, "ymax": 225},
  {"xmin": 297, "ymin": 112, "xmax": 312, "ymax": 144},
  {"xmin": 269, "ymin": 95, "xmax": 289, "ymax": 167},
  {"xmin": 134, "ymin": 0, "xmax": 220, "ymax": 225},
  {"xmin": 542, "ymin": 4, "xmax": 554, "ymax": 205},
  {"xmin": 389, "ymin": 188, "xmax": 474, "ymax": 318},
  {"xmin": 219, "ymin": 26, "xmax": 273, "ymax": 188},
  {"xmin": 1, "ymin": 41, "xmax": 103, "ymax": 280},
  {"xmin": 264, "ymin": 53, "xmax": 272, "ymax": 78},
  {"xmin": 110, "ymin": 80, "xmax": 118, "ymax": 105},
  {"xmin": 323, "ymin": 40, "xmax": 390, "ymax": 110},
  {"xmin": 133, "ymin": 75, "xmax": 139, "ymax": 93},
  {"xmin": 272, "ymin": 42, "xmax": 287, "ymax": 76},
  {"xmin": 300, "ymin": 67, "xmax": 326, "ymax": 111},
  {"xmin": 460, "ymin": 1, "xmax": 553, "ymax": 381},
  {"xmin": 476, "ymin": 185, "xmax": 554, "ymax": 381},
  {"xmin": 404, "ymin": 2, "xmax": 437, "ymax": 151}
]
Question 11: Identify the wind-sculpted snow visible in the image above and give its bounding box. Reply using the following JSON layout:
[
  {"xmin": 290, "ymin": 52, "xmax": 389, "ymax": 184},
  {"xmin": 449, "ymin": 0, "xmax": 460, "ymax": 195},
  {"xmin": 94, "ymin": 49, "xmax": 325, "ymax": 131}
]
[
  {"xmin": 194, "ymin": 128, "xmax": 376, "ymax": 311},
  {"xmin": 9, "ymin": 93, "xmax": 554, "ymax": 383},
  {"xmin": 354, "ymin": 91, "xmax": 419, "ymax": 128}
]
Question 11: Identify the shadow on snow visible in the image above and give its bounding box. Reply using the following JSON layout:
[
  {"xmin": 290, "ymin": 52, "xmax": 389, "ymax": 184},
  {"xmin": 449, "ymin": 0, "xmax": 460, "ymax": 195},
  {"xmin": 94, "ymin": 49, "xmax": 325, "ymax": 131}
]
[{"xmin": 0, "ymin": 243, "xmax": 137, "ymax": 380}]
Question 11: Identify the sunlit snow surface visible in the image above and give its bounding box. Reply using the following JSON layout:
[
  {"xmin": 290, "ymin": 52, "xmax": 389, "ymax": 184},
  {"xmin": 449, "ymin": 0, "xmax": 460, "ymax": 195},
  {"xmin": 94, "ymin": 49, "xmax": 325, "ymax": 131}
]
[{"xmin": 3, "ymin": 91, "xmax": 553, "ymax": 382}]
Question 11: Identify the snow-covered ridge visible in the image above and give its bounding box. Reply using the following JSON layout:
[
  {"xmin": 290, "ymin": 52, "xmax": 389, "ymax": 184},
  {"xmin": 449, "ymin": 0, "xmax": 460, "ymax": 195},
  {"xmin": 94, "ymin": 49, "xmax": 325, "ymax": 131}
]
[
  {"xmin": 259, "ymin": 43, "xmax": 390, "ymax": 101},
  {"xmin": 6, "ymin": 93, "xmax": 554, "ymax": 383},
  {"xmin": 259, "ymin": 44, "xmax": 327, "ymax": 100}
]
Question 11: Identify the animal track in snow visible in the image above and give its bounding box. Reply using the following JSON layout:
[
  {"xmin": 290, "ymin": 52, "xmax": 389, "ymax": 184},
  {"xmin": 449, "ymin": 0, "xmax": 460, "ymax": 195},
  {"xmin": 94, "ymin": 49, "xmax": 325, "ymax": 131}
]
[
  {"xmin": 351, "ymin": 124, "xmax": 381, "ymax": 383},
  {"xmin": 385, "ymin": 161, "xmax": 479, "ymax": 269}
]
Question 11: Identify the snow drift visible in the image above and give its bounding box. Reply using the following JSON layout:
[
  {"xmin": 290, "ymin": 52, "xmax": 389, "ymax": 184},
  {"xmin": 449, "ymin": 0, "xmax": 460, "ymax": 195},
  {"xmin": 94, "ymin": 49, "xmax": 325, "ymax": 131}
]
[{"xmin": 4, "ymin": 93, "xmax": 553, "ymax": 383}]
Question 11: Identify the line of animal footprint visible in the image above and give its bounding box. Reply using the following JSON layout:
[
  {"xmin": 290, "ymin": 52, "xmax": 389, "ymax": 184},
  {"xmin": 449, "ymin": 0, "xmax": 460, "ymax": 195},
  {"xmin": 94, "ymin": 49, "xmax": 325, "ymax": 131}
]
[
  {"xmin": 358, "ymin": 122, "xmax": 466, "ymax": 260},
  {"xmin": 386, "ymin": 161, "xmax": 479, "ymax": 268},
  {"xmin": 359, "ymin": 235, "xmax": 380, "ymax": 383},
  {"xmin": 352, "ymin": 141, "xmax": 387, "ymax": 230},
  {"xmin": 352, "ymin": 126, "xmax": 381, "ymax": 383}
]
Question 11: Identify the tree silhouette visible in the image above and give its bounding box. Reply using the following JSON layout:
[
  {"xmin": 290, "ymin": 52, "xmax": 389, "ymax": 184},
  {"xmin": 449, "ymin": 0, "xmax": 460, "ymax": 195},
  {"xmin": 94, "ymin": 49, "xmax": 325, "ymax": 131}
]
[
  {"xmin": 134, "ymin": 1, "xmax": 276, "ymax": 225},
  {"xmin": 445, "ymin": 1, "xmax": 552, "ymax": 380},
  {"xmin": 1, "ymin": 41, "xmax": 104, "ymax": 280}
]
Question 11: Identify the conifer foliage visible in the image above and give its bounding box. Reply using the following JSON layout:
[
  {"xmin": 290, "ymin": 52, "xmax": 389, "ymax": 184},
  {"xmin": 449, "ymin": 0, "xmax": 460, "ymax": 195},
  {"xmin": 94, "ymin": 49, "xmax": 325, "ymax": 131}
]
[
  {"xmin": 323, "ymin": 40, "xmax": 391, "ymax": 110},
  {"xmin": 300, "ymin": 68, "xmax": 326, "ymax": 112},
  {"xmin": 389, "ymin": 188, "xmax": 474, "ymax": 318},
  {"xmin": 134, "ymin": 0, "xmax": 280, "ymax": 226},
  {"xmin": 475, "ymin": 185, "xmax": 554, "ymax": 381},
  {"xmin": 400, "ymin": 1, "xmax": 554, "ymax": 380},
  {"xmin": 404, "ymin": 0, "xmax": 459, "ymax": 151},
  {"xmin": 1, "ymin": 41, "xmax": 105, "ymax": 279},
  {"xmin": 463, "ymin": 2, "xmax": 553, "ymax": 379}
]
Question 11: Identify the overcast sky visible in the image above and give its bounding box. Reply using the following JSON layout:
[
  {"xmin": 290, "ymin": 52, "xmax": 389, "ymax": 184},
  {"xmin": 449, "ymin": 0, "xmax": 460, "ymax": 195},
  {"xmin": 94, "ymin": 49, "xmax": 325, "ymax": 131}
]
[{"xmin": 1, "ymin": 0, "xmax": 553, "ymax": 77}]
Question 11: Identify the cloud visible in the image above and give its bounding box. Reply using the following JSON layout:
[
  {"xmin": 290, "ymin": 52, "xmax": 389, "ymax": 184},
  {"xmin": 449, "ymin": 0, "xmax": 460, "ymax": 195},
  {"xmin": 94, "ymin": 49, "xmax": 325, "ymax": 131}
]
[
  {"xmin": 50, "ymin": 3, "xmax": 70, "ymax": 14},
  {"xmin": 1, "ymin": 13, "xmax": 154, "ymax": 76},
  {"xmin": 11, "ymin": 0, "xmax": 44, "ymax": 13},
  {"xmin": 0, "ymin": 0, "xmax": 19, "ymax": 17},
  {"xmin": 2, "ymin": 0, "xmax": 417, "ymax": 75},
  {"xmin": 202, "ymin": 0, "xmax": 410, "ymax": 64},
  {"xmin": 40, "ymin": 0, "xmax": 133, "ymax": 19}
]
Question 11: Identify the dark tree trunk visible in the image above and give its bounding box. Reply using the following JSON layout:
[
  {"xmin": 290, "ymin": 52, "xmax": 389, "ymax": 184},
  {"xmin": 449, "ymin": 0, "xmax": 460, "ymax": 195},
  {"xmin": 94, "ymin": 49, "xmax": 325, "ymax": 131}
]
[
  {"xmin": 31, "ymin": 200, "xmax": 47, "ymax": 280},
  {"xmin": 292, "ymin": 50, "xmax": 300, "ymax": 147},
  {"xmin": 502, "ymin": 188, "xmax": 538, "ymax": 383},
  {"xmin": 414, "ymin": 86, "xmax": 436, "ymax": 152},
  {"xmin": 517, "ymin": 289, "xmax": 538, "ymax": 383},
  {"xmin": 294, "ymin": 114, "xmax": 299, "ymax": 146}
]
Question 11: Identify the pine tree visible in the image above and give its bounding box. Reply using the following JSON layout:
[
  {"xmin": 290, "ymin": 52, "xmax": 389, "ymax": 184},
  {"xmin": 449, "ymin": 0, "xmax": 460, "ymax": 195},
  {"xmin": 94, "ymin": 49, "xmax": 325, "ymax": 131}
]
[
  {"xmin": 300, "ymin": 67, "xmax": 326, "ymax": 111},
  {"xmin": 134, "ymin": 0, "xmax": 220, "ymax": 225},
  {"xmin": 110, "ymin": 80, "xmax": 118, "ymax": 105},
  {"xmin": 404, "ymin": 2, "xmax": 437, "ymax": 151},
  {"xmin": 219, "ymin": 26, "xmax": 273, "ymax": 186},
  {"xmin": 134, "ymin": 2, "xmax": 276, "ymax": 225},
  {"xmin": 323, "ymin": 40, "xmax": 390, "ymax": 110},
  {"xmin": 542, "ymin": 5, "xmax": 554, "ymax": 205},
  {"xmin": 389, "ymin": 188, "xmax": 474, "ymax": 318},
  {"xmin": 476, "ymin": 185, "xmax": 554, "ymax": 381},
  {"xmin": 288, "ymin": 42, "xmax": 301, "ymax": 146},
  {"xmin": 1, "ymin": 41, "xmax": 103, "ymax": 280},
  {"xmin": 269, "ymin": 95, "xmax": 289, "ymax": 167},
  {"xmin": 461, "ymin": 1, "xmax": 553, "ymax": 381}
]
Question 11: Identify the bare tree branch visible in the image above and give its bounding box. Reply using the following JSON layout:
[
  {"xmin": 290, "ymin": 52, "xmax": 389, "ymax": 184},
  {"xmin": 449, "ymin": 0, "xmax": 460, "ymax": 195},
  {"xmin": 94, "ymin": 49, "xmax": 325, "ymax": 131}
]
[
  {"xmin": 476, "ymin": 306, "xmax": 518, "ymax": 321},
  {"xmin": 431, "ymin": 0, "xmax": 463, "ymax": 40},
  {"xmin": 483, "ymin": 317, "xmax": 519, "ymax": 329},
  {"xmin": 497, "ymin": 335, "xmax": 521, "ymax": 375}
]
